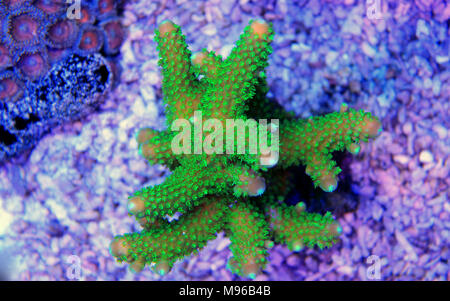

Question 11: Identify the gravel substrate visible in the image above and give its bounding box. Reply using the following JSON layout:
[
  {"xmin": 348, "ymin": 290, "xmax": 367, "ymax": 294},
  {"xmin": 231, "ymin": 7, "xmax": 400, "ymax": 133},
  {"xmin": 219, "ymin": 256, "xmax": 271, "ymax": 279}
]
[{"xmin": 0, "ymin": 0, "xmax": 448, "ymax": 281}]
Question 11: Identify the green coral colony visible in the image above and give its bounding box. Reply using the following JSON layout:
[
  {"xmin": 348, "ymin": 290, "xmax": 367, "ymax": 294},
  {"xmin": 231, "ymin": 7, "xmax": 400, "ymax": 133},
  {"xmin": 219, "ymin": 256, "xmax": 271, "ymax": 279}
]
[{"xmin": 110, "ymin": 19, "xmax": 382, "ymax": 278}]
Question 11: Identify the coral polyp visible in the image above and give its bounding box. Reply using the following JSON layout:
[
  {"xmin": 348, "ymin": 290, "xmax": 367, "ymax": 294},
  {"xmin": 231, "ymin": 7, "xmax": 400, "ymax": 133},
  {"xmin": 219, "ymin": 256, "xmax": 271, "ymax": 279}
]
[
  {"xmin": 100, "ymin": 18, "xmax": 124, "ymax": 55},
  {"xmin": 0, "ymin": 70, "xmax": 21, "ymax": 101},
  {"xmin": 76, "ymin": 25, "xmax": 104, "ymax": 54},
  {"xmin": 16, "ymin": 48, "xmax": 48, "ymax": 80},
  {"xmin": 46, "ymin": 18, "xmax": 78, "ymax": 48},
  {"xmin": 97, "ymin": 0, "xmax": 115, "ymax": 18},
  {"xmin": 4, "ymin": 6, "xmax": 46, "ymax": 49},
  {"xmin": 11, "ymin": 14, "xmax": 39, "ymax": 42},
  {"xmin": 110, "ymin": 19, "xmax": 382, "ymax": 278}
]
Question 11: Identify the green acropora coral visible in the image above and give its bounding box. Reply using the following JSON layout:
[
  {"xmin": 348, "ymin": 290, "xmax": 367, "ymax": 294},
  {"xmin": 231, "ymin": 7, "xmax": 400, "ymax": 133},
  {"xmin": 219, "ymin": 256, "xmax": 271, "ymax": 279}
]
[{"xmin": 110, "ymin": 19, "xmax": 382, "ymax": 278}]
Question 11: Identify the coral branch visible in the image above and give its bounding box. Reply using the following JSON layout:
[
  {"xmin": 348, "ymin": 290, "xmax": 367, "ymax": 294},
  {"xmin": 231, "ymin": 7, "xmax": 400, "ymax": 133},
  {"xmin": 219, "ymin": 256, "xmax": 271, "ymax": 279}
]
[
  {"xmin": 110, "ymin": 196, "xmax": 228, "ymax": 274},
  {"xmin": 155, "ymin": 21, "xmax": 203, "ymax": 124},
  {"xmin": 278, "ymin": 106, "xmax": 382, "ymax": 191},
  {"xmin": 265, "ymin": 202, "xmax": 342, "ymax": 251},
  {"xmin": 225, "ymin": 201, "xmax": 269, "ymax": 278},
  {"xmin": 200, "ymin": 19, "xmax": 274, "ymax": 120}
]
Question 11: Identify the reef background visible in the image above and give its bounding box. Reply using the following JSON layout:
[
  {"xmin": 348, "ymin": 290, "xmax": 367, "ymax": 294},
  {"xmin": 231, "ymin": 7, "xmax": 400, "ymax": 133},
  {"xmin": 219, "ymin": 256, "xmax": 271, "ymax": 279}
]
[{"xmin": 0, "ymin": 0, "xmax": 448, "ymax": 280}]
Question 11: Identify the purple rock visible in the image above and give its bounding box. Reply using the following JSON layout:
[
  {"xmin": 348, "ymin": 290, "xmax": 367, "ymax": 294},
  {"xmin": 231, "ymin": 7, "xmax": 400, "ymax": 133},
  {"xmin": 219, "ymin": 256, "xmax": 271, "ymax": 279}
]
[
  {"xmin": 286, "ymin": 254, "xmax": 301, "ymax": 267},
  {"xmin": 270, "ymin": 251, "xmax": 284, "ymax": 267},
  {"xmin": 304, "ymin": 256, "xmax": 318, "ymax": 271}
]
